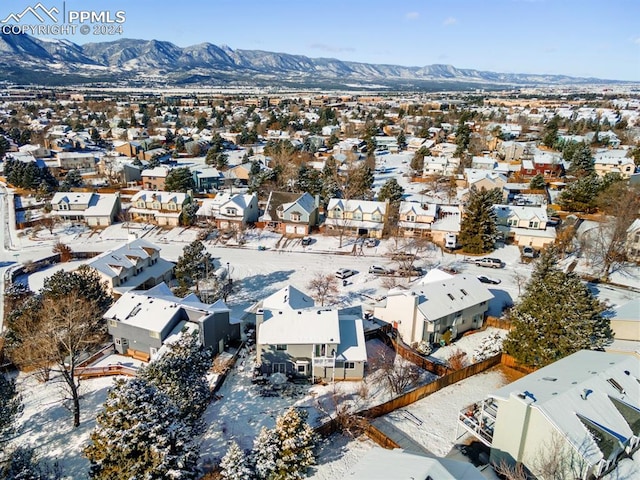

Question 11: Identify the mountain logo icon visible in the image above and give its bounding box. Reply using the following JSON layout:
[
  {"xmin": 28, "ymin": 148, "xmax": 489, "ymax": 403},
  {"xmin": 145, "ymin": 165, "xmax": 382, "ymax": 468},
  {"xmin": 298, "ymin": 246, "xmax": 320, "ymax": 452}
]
[{"xmin": 1, "ymin": 3, "xmax": 59, "ymax": 24}]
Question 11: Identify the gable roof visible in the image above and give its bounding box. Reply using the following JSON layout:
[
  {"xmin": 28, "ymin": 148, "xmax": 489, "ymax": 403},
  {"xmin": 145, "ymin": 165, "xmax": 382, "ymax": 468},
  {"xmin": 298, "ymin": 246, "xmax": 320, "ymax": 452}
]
[
  {"xmin": 258, "ymin": 309, "xmax": 340, "ymax": 345},
  {"xmin": 327, "ymin": 198, "xmax": 387, "ymax": 215},
  {"xmin": 494, "ymin": 204, "xmax": 548, "ymax": 222},
  {"xmin": 490, "ymin": 350, "xmax": 640, "ymax": 467},
  {"xmin": 130, "ymin": 190, "xmax": 188, "ymax": 205},
  {"xmin": 262, "ymin": 285, "xmax": 315, "ymax": 311}
]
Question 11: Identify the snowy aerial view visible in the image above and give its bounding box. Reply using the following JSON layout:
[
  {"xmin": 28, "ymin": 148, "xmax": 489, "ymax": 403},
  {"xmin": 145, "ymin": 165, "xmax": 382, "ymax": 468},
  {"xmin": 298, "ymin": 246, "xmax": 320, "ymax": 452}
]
[{"xmin": 0, "ymin": 1, "xmax": 639, "ymax": 479}]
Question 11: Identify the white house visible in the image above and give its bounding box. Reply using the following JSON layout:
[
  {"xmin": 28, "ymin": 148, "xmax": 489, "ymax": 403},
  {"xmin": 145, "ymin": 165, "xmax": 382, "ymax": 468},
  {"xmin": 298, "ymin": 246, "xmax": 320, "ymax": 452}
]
[
  {"xmin": 458, "ymin": 350, "xmax": 640, "ymax": 479},
  {"xmin": 374, "ymin": 270, "xmax": 494, "ymax": 345},
  {"xmin": 325, "ymin": 198, "xmax": 388, "ymax": 238},
  {"xmin": 196, "ymin": 192, "xmax": 259, "ymax": 230},
  {"xmin": 50, "ymin": 192, "xmax": 121, "ymax": 226},
  {"xmin": 129, "ymin": 190, "xmax": 190, "ymax": 226}
]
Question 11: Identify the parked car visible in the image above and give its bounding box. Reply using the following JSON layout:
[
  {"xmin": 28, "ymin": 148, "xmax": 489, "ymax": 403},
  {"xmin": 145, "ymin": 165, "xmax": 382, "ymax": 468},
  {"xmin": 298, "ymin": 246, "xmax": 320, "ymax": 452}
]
[
  {"xmin": 335, "ymin": 268, "xmax": 356, "ymax": 279},
  {"xmin": 547, "ymin": 216, "xmax": 561, "ymax": 227},
  {"xmin": 522, "ymin": 246, "xmax": 537, "ymax": 258},
  {"xmin": 301, "ymin": 236, "xmax": 313, "ymax": 246},
  {"xmin": 398, "ymin": 266, "xmax": 424, "ymax": 277},
  {"xmin": 475, "ymin": 257, "xmax": 505, "ymax": 269},
  {"xmin": 477, "ymin": 275, "xmax": 501, "ymax": 285},
  {"xmin": 369, "ymin": 265, "xmax": 392, "ymax": 275},
  {"xmin": 391, "ymin": 252, "xmax": 416, "ymax": 261},
  {"xmin": 364, "ymin": 238, "xmax": 377, "ymax": 247}
]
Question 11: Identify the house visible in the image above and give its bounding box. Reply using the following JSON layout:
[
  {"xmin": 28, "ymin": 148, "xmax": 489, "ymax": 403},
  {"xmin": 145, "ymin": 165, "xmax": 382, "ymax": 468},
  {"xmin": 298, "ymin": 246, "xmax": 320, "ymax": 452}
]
[
  {"xmin": 55, "ymin": 152, "xmax": 96, "ymax": 172},
  {"xmin": 50, "ymin": 192, "xmax": 121, "ymax": 226},
  {"xmin": 607, "ymin": 299, "xmax": 640, "ymax": 342},
  {"xmin": 256, "ymin": 306, "xmax": 367, "ymax": 381},
  {"xmin": 225, "ymin": 163, "xmax": 253, "ymax": 186},
  {"xmin": 458, "ymin": 350, "xmax": 640, "ymax": 479},
  {"xmin": 465, "ymin": 169, "xmax": 507, "ymax": 191},
  {"xmin": 341, "ymin": 447, "xmax": 485, "ymax": 480},
  {"xmin": 397, "ymin": 201, "xmax": 438, "ymax": 237},
  {"xmin": 141, "ymin": 166, "xmax": 169, "ymax": 191},
  {"xmin": 626, "ymin": 218, "xmax": 640, "ymax": 262},
  {"xmin": 129, "ymin": 190, "xmax": 191, "ymax": 226},
  {"xmin": 374, "ymin": 270, "xmax": 494, "ymax": 345},
  {"xmin": 471, "ymin": 156, "xmax": 497, "ymax": 171},
  {"xmin": 594, "ymin": 149, "xmax": 635, "ymax": 179},
  {"xmin": 493, "ymin": 204, "xmax": 556, "ymax": 248},
  {"xmin": 520, "ymin": 151, "xmax": 564, "ymax": 179},
  {"xmin": 104, "ymin": 282, "xmax": 239, "ymax": 361},
  {"xmin": 196, "ymin": 192, "xmax": 259, "ymax": 230},
  {"xmin": 430, "ymin": 205, "xmax": 463, "ymax": 246},
  {"xmin": 84, "ymin": 238, "xmax": 174, "ymax": 296},
  {"xmin": 324, "ymin": 198, "xmax": 388, "ymax": 239},
  {"xmin": 191, "ymin": 166, "xmax": 224, "ymax": 192},
  {"xmin": 423, "ymin": 156, "xmax": 459, "ymax": 177},
  {"xmin": 260, "ymin": 191, "xmax": 320, "ymax": 236}
]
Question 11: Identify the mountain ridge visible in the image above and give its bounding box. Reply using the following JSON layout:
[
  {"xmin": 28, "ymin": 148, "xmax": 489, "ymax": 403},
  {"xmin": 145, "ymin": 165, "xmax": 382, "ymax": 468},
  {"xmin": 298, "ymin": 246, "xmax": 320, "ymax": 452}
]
[{"xmin": 0, "ymin": 33, "xmax": 628, "ymax": 89}]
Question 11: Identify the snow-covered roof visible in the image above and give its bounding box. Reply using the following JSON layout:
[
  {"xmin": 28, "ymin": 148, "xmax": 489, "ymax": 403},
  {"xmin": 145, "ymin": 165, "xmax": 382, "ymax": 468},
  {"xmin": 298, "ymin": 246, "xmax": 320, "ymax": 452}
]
[
  {"xmin": 262, "ymin": 284, "xmax": 315, "ymax": 311},
  {"xmin": 490, "ymin": 350, "xmax": 640, "ymax": 468},
  {"xmin": 327, "ymin": 198, "xmax": 387, "ymax": 215},
  {"xmin": 258, "ymin": 309, "xmax": 340, "ymax": 345},
  {"xmin": 399, "ymin": 201, "xmax": 437, "ymax": 218},
  {"xmin": 609, "ymin": 299, "xmax": 640, "ymax": 322},
  {"xmin": 282, "ymin": 192, "xmax": 317, "ymax": 216},
  {"xmin": 419, "ymin": 268, "xmax": 455, "ymax": 284},
  {"xmin": 141, "ymin": 166, "xmax": 169, "ymax": 177},
  {"xmin": 342, "ymin": 447, "xmax": 485, "ymax": 480},
  {"xmin": 51, "ymin": 192, "xmax": 119, "ymax": 218},
  {"xmin": 493, "ymin": 204, "xmax": 548, "ymax": 222},
  {"xmin": 412, "ymin": 275, "xmax": 494, "ymax": 322},
  {"xmin": 130, "ymin": 190, "xmax": 188, "ymax": 204}
]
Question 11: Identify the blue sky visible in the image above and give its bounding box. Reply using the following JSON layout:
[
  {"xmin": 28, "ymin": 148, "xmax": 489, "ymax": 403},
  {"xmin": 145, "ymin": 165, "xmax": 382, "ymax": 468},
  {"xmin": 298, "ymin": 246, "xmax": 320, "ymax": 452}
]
[{"xmin": 4, "ymin": 0, "xmax": 640, "ymax": 80}]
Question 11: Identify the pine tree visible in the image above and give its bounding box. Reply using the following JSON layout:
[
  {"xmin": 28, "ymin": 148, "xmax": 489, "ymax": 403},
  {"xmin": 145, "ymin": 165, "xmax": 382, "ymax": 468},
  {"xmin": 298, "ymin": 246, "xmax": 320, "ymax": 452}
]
[
  {"xmin": 459, "ymin": 186, "xmax": 498, "ymax": 254},
  {"xmin": 0, "ymin": 374, "xmax": 22, "ymax": 452},
  {"xmin": 377, "ymin": 178, "xmax": 404, "ymax": 204},
  {"xmin": 503, "ymin": 248, "xmax": 613, "ymax": 368},
  {"xmin": 84, "ymin": 378, "xmax": 199, "ymax": 480},
  {"xmin": 164, "ymin": 167, "xmax": 195, "ymax": 192},
  {"xmin": 542, "ymin": 116, "xmax": 560, "ymax": 148},
  {"xmin": 220, "ymin": 442, "xmax": 254, "ymax": 480},
  {"xmin": 174, "ymin": 240, "xmax": 212, "ymax": 290},
  {"xmin": 558, "ymin": 174, "xmax": 602, "ymax": 213},
  {"xmin": 529, "ymin": 174, "xmax": 546, "ymax": 191},
  {"xmin": 139, "ymin": 333, "xmax": 213, "ymax": 428},
  {"xmin": 1, "ymin": 446, "xmax": 62, "ymax": 480},
  {"xmin": 272, "ymin": 408, "xmax": 316, "ymax": 480},
  {"xmin": 252, "ymin": 426, "xmax": 280, "ymax": 480},
  {"xmin": 566, "ymin": 142, "xmax": 594, "ymax": 177}
]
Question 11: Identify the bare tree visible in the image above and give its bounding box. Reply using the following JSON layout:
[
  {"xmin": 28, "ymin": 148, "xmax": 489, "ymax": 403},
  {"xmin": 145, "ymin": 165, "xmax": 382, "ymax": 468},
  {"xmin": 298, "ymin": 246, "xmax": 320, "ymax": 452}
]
[
  {"xmin": 8, "ymin": 293, "xmax": 108, "ymax": 427},
  {"xmin": 493, "ymin": 459, "xmax": 529, "ymax": 480},
  {"xmin": 52, "ymin": 241, "xmax": 73, "ymax": 262},
  {"xmin": 40, "ymin": 216, "xmax": 59, "ymax": 235},
  {"xmin": 447, "ymin": 348, "xmax": 468, "ymax": 370},
  {"xmin": 511, "ymin": 270, "xmax": 528, "ymax": 297},
  {"xmin": 369, "ymin": 346, "xmax": 421, "ymax": 395},
  {"xmin": 306, "ymin": 273, "xmax": 339, "ymax": 307}
]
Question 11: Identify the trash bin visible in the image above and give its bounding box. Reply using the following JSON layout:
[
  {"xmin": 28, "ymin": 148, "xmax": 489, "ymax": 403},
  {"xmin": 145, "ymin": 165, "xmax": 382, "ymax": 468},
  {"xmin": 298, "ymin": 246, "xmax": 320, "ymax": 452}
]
[{"xmin": 342, "ymin": 279, "xmax": 348, "ymax": 287}]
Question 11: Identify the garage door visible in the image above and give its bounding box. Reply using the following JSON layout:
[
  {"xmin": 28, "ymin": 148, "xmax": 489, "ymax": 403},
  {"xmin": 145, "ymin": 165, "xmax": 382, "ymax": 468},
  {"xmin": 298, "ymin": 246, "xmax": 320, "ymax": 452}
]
[
  {"xmin": 285, "ymin": 225, "xmax": 295, "ymax": 233},
  {"xmin": 296, "ymin": 226, "xmax": 307, "ymax": 235}
]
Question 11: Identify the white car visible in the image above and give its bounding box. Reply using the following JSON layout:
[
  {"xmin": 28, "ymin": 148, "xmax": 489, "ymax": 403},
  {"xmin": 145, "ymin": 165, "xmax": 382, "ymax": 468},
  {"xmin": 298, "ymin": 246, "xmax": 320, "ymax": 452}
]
[{"xmin": 335, "ymin": 268, "xmax": 356, "ymax": 279}]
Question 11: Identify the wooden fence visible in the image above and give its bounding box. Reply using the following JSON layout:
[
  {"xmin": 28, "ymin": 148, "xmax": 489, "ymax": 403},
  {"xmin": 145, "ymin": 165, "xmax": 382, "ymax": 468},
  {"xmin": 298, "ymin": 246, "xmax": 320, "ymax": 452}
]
[
  {"xmin": 484, "ymin": 316, "xmax": 513, "ymax": 330},
  {"xmin": 75, "ymin": 364, "xmax": 138, "ymax": 379}
]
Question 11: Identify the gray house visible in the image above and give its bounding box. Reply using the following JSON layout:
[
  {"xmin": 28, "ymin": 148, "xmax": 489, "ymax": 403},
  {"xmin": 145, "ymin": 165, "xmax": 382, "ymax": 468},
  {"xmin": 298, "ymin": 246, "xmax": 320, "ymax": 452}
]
[
  {"xmin": 104, "ymin": 283, "xmax": 239, "ymax": 361},
  {"xmin": 260, "ymin": 191, "xmax": 319, "ymax": 236},
  {"xmin": 256, "ymin": 304, "xmax": 367, "ymax": 382}
]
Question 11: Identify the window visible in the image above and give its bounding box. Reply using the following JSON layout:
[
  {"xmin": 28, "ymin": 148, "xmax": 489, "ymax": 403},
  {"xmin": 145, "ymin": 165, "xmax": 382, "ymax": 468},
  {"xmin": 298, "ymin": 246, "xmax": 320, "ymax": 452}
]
[
  {"xmin": 108, "ymin": 319, "xmax": 118, "ymax": 328},
  {"xmin": 137, "ymin": 201, "xmax": 146, "ymax": 208},
  {"xmin": 447, "ymin": 293, "xmax": 455, "ymax": 300},
  {"xmin": 275, "ymin": 344, "xmax": 287, "ymax": 351},
  {"xmin": 272, "ymin": 363, "xmax": 286, "ymax": 374},
  {"xmin": 167, "ymin": 203, "xmax": 176, "ymax": 210},
  {"xmin": 152, "ymin": 202, "xmax": 161, "ymax": 210},
  {"xmin": 149, "ymin": 331, "xmax": 160, "ymax": 339},
  {"xmin": 372, "ymin": 214, "xmax": 381, "ymax": 222},
  {"xmin": 332, "ymin": 208, "xmax": 343, "ymax": 219},
  {"xmin": 353, "ymin": 211, "xmax": 362, "ymax": 220},
  {"xmin": 345, "ymin": 362, "xmax": 355, "ymax": 369},
  {"xmin": 226, "ymin": 208, "xmax": 237, "ymax": 216},
  {"xmin": 407, "ymin": 215, "xmax": 415, "ymax": 222},
  {"xmin": 290, "ymin": 213, "xmax": 301, "ymax": 222},
  {"xmin": 297, "ymin": 365, "xmax": 306, "ymax": 374},
  {"xmin": 508, "ymin": 219, "xmax": 517, "ymax": 226},
  {"xmin": 115, "ymin": 338, "xmax": 121, "ymax": 346},
  {"xmin": 529, "ymin": 221, "xmax": 539, "ymax": 228}
]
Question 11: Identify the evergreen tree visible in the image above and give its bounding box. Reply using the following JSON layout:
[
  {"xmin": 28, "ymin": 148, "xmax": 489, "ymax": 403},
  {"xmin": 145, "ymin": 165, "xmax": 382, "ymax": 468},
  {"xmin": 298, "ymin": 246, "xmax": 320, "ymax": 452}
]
[
  {"xmin": 85, "ymin": 378, "xmax": 199, "ymax": 480},
  {"xmin": 503, "ymin": 248, "xmax": 612, "ymax": 368},
  {"xmin": 273, "ymin": 408, "xmax": 316, "ymax": 480},
  {"xmin": 220, "ymin": 442, "xmax": 253, "ymax": 480},
  {"xmin": 60, "ymin": 169, "xmax": 83, "ymax": 190},
  {"xmin": 558, "ymin": 174, "xmax": 601, "ymax": 213},
  {"xmin": 409, "ymin": 146, "xmax": 429, "ymax": 176},
  {"xmin": 542, "ymin": 115, "xmax": 560, "ymax": 148},
  {"xmin": 0, "ymin": 135, "xmax": 11, "ymax": 159},
  {"xmin": 1, "ymin": 446, "xmax": 62, "ymax": 480},
  {"xmin": 566, "ymin": 142, "xmax": 594, "ymax": 177},
  {"xmin": 0, "ymin": 374, "xmax": 22, "ymax": 452},
  {"xmin": 139, "ymin": 333, "xmax": 212, "ymax": 428},
  {"xmin": 377, "ymin": 178, "xmax": 404, "ymax": 204},
  {"xmin": 164, "ymin": 166, "xmax": 195, "ymax": 192},
  {"xmin": 41, "ymin": 265, "xmax": 112, "ymax": 313},
  {"xmin": 252, "ymin": 426, "xmax": 280, "ymax": 480},
  {"xmin": 459, "ymin": 186, "xmax": 498, "ymax": 254},
  {"xmin": 529, "ymin": 174, "xmax": 546, "ymax": 191},
  {"xmin": 174, "ymin": 240, "xmax": 212, "ymax": 290},
  {"xmin": 396, "ymin": 130, "xmax": 406, "ymax": 150},
  {"xmin": 296, "ymin": 164, "xmax": 322, "ymax": 195},
  {"xmin": 454, "ymin": 122, "xmax": 471, "ymax": 157},
  {"xmin": 216, "ymin": 153, "xmax": 229, "ymax": 170},
  {"xmin": 180, "ymin": 200, "xmax": 200, "ymax": 227}
]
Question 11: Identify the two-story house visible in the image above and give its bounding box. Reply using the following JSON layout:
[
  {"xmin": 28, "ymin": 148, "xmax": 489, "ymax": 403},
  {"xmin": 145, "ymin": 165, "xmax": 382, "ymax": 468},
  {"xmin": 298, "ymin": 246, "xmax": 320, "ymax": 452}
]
[
  {"xmin": 260, "ymin": 191, "xmax": 319, "ymax": 236},
  {"xmin": 594, "ymin": 150, "xmax": 636, "ymax": 179},
  {"xmin": 129, "ymin": 190, "xmax": 191, "ymax": 226},
  {"xmin": 458, "ymin": 350, "xmax": 640, "ymax": 480},
  {"xmin": 397, "ymin": 201, "xmax": 438, "ymax": 237},
  {"xmin": 105, "ymin": 282, "xmax": 239, "ymax": 362},
  {"xmin": 324, "ymin": 198, "xmax": 388, "ymax": 239},
  {"xmin": 50, "ymin": 192, "xmax": 121, "ymax": 227},
  {"xmin": 56, "ymin": 151, "xmax": 97, "ymax": 172},
  {"xmin": 85, "ymin": 238, "xmax": 174, "ymax": 297},
  {"xmin": 191, "ymin": 166, "xmax": 224, "ymax": 192},
  {"xmin": 196, "ymin": 192, "xmax": 259, "ymax": 230},
  {"xmin": 141, "ymin": 166, "xmax": 169, "ymax": 191},
  {"xmin": 256, "ymin": 306, "xmax": 367, "ymax": 382},
  {"xmin": 493, "ymin": 204, "xmax": 555, "ymax": 248},
  {"xmin": 520, "ymin": 152, "xmax": 564, "ymax": 179},
  {"xmin": 374, "ymin": 269, "xmax": 493, "ymax": 345}
]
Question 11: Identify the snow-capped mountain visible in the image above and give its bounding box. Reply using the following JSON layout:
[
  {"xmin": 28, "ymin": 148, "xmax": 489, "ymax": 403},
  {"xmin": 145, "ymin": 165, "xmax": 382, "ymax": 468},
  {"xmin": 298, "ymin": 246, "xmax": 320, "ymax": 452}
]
[{"xmin": 0, "ymin": 33, "xmax": 622, "ymax": 88}]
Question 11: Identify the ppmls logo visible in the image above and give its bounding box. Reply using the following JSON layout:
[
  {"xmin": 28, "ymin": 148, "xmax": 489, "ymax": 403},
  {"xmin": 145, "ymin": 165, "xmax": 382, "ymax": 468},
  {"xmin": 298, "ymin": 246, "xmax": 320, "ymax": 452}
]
[{"xmin": 1, "ymin": 2, "xmax": 126, "ymax": 36}]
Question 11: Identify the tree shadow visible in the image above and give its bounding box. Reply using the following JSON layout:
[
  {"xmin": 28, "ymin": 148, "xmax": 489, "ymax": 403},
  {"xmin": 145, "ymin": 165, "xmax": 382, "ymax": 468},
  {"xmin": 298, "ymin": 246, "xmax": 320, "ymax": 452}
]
[
  {"xmin": 487, "ymin": 288, "xmax": 513, "ymax": 317},
  {"xmin": 232, "ymin": 269, "xmax": 296, "ymax": 307}
]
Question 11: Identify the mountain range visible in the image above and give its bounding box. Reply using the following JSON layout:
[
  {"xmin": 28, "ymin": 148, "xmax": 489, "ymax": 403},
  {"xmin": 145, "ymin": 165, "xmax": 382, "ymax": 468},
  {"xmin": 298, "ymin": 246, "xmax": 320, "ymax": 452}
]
[{"xmin": 0, "ymin": 33, "xmax": 624, "ymax": 89}]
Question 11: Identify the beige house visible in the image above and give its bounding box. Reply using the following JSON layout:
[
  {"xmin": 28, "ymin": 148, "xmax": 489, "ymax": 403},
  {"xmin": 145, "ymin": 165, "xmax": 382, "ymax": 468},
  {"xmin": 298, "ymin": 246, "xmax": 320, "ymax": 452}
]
[
  {"xmin": 607, "ymin": 299, "xmax": 640, "ymax": 341},
  {"xmin": 141, "ymin": 166, "xmax": 169, "ymax": 191},
  {"xmin": 494, "ymin": 204, "xmax": 556, "ymax": 247},
  {"xmin": 56, "ymin": 151, "xmax": 96, "ymax": 171},
  {"xmin": 374, "ymin": 270, "xmax": 493, "ymax": 345},
  {"xmin": 397, "ymin": 201, "xmax": 438, "ymax": 237},
  {"xmin": 325, "ymin": 198, "xmax": 388, "ymax": 239},
  {"xmin": 129, "ymin": 190, "xmax": 190, "ymax": 226},
  {"xmin": 458, "ymin": 350, "xmax": 640, "ymax": 479}
]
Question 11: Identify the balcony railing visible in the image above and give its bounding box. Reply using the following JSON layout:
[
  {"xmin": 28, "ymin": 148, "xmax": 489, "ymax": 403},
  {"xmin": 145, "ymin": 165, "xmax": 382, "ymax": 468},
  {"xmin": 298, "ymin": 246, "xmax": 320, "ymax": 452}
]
[
  {"xmin": 457, "ymin": 400, "xmax": 498, "ymax": 447},
  {"xmin": 312, "ymin": 356, "xmax": 335, "ymax": 368}
]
